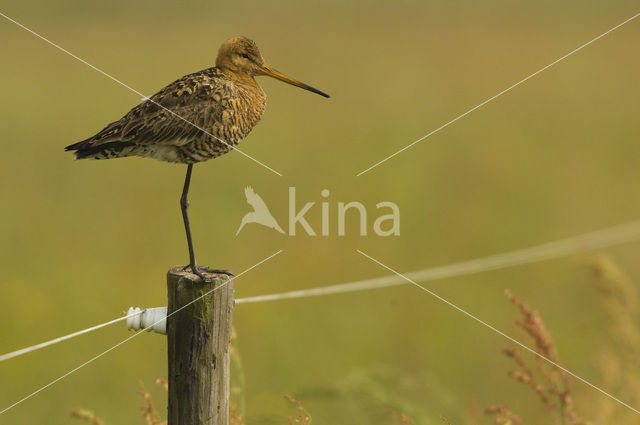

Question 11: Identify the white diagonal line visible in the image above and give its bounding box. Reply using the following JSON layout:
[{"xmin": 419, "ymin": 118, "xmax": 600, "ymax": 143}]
[
  {"xmin": 0, "ymin": 11, "xmax": 283, "ymax": 177},
  {"xmin": 356, "ymin": 249, "xmax": 640, "ymax": 415},
  {"xmin": 0, "ymin": 250, "xmax": 282, "ymax": 415},
  {"xmin": 356, "ymin": 12, "xmax": 640, "ymax": 176}
]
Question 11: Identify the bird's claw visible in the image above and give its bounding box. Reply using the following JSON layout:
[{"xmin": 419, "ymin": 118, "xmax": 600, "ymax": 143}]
[
  {"xmin": 182, "ymin": 264, "xmax": 207, "ymax": 281},
  {"xmin": 182, "ymin": 264, "xmax": 234, "ymax": 280},
  {"xmin": 206, "ymin": 268, "xmax": 234, "ymax": 277}
]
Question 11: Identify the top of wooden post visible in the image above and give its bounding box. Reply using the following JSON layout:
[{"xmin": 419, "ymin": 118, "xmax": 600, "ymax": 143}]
[{"xmin": 167, "ymin": 266, "xmax": 232, "ymax": 283}]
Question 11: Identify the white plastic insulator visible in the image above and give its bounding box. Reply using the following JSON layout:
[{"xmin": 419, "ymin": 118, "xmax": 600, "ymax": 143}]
[{"xmin": 126, "ymin": 307, "xmax": 167, "ymax": 335}]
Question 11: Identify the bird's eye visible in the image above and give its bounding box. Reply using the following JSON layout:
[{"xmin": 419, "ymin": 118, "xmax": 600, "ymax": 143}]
[{"xmin": 241, "ymin": 53, "xmax": 250, "ymax": 59}]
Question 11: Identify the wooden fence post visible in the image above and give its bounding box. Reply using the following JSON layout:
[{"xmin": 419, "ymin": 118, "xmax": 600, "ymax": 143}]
[{"xmin": 167, "ymin": 267, "xmax": 234, "ymax": 425}]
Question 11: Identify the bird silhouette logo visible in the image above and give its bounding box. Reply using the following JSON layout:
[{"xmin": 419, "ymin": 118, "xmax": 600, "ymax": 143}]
[{"xmin": 236, "ymin": 187, "xmax": 285, "ymax": 235}]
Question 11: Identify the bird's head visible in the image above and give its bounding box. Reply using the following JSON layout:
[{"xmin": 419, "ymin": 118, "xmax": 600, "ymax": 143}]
[{"xmin": 216, "ymin": 36, "xmax": 329, "ymax": 98}]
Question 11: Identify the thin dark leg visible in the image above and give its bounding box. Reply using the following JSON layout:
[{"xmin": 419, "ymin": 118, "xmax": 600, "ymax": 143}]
[
  {"xmin": 180, "ymin": 164, "xmax": 206, "ymax": 280},
  {"xmin": 180, "ymin": 164, "xmax": 233, "ymax": 279}
]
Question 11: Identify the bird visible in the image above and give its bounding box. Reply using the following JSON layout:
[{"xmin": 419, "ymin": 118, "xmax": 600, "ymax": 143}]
[
  {"xmin": 65, "ymin": 36, "xmax": 329, "ymax": 280},
  {"xmin": 236, "ymin": 186, "xmax": 285, "ymax": 235}
]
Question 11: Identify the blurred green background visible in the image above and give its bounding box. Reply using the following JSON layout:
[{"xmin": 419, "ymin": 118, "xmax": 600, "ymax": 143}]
[{"xmin": 1, "ymin": 0, "xmax": 639, "ymax": 423}]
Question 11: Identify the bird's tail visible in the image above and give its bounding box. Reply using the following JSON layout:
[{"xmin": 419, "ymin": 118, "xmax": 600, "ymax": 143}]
[
  {"xmin": 65, "ymin": 140, "xmax": 136, "ymax": 160},
  {"xmin": 236, "ymin": 215, "xmax": 249, "ymax": 235},
  {"xmin": 272, "ymin": 222, "xmax": 285, "ymax": 234}
]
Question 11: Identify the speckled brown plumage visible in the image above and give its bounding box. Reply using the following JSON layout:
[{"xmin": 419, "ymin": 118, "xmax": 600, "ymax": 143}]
[
  {"xmin": 66, "ymin": 67, "xmax": 266, "ymax": 163},
  {"xmin": 65, "ymin": 36, "xmax": 328, "ymax": 164}
]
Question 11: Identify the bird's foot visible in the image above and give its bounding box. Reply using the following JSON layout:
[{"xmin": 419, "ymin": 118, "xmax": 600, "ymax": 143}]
[
  {"xmin": 181, "ymin": 264, "xmax": 234, "ymax": 280},
  {"xmin": 182, "ymin": 263, "xmax": 207, "ymax": 281},
  {"xmin": 204, "ymin": 268, "xmax": 235, "ymax": 277}
]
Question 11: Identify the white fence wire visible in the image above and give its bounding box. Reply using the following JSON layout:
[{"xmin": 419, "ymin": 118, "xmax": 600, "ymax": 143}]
[{"xmin": 3, "ymin": 218, "xmax": 639, "ymax": 363}]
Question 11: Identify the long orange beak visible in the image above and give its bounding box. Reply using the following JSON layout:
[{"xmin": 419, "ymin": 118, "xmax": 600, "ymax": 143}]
[{"xmin": 260, "ymin": 64, "xmax": 329, "ymax": 98}]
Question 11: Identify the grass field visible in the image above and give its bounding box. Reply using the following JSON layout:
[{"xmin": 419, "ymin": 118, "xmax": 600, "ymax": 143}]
[{"xmin": 1, "ymin": 1, "xmax": 639, "ymax": 424}]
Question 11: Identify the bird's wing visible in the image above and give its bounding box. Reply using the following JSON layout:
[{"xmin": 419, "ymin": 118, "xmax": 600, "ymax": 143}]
[
  {"xmin": 245, "ymin": 189, "xmax": 270, "ymax": 212},
  {"xmin": 70, "ymin": 68, "xmax": 231, "ymax": 149}
]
